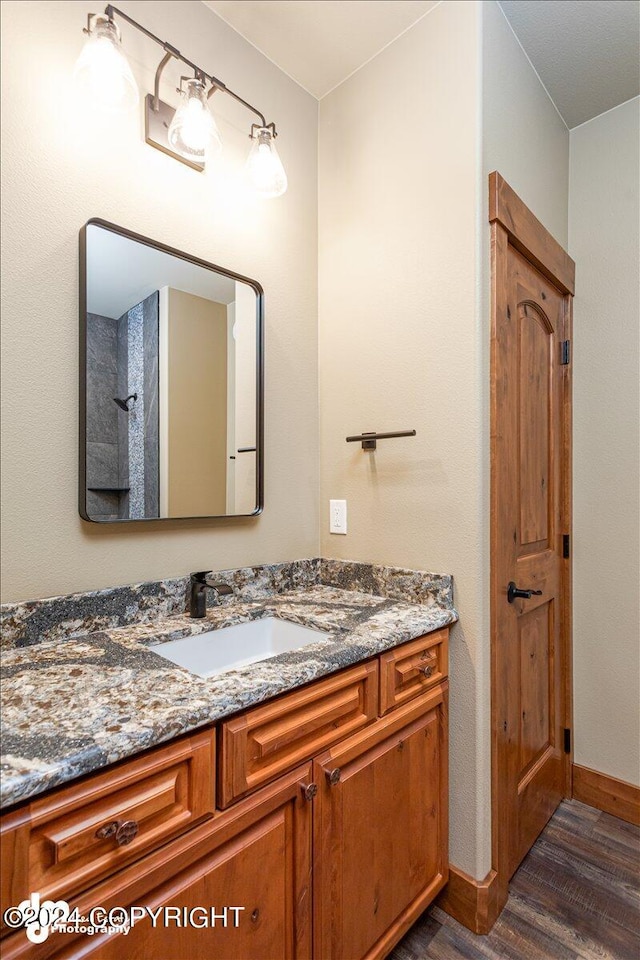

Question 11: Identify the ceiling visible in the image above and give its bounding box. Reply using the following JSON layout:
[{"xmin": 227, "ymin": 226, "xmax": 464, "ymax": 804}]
[
  {"xmin": 87, "ymin": 224, "xmax": 236, "ymax": 319},
  {"xmin": 499, "ymin": 0, "xmax": 640, "ymax": 128},
  {"xmin": 202, "ymin": 0, "xmax": 639, "ymax": 126},
  {"xmin": 202, "ymin": 0, "xmax": 438, "ymax": 98}
]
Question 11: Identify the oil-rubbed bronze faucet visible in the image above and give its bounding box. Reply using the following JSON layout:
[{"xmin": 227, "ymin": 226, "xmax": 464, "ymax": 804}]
[{"xmin": 189, "ymin": 572, "xmax": 234, "ymax": 618}]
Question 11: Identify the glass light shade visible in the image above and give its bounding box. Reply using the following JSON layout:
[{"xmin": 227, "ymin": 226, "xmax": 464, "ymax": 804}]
[
  {"xmin": 168, "ymin": 80, "xmax": 222, "ymax": 162},
  {"xmin": 245, "ymin": 128, "xmax": 288, "ymax": 199},
  {"xmin": 73, "ymin": 18, "xmax": 139, "ymax": 113}
]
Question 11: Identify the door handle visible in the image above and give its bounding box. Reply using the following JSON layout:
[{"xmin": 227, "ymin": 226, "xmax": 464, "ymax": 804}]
[{"xmin": 507, "ymin": 581, "xmax": 543, "ymax": 604}]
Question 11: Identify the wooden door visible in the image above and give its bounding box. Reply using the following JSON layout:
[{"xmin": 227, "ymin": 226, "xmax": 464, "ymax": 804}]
[
  {"xmin": 313, "ymin": 687, "xmax": 448, "ymax": 960},
  {"xmin": 490, "ymin": 173, "xmax": 574, "ymax": 885}
]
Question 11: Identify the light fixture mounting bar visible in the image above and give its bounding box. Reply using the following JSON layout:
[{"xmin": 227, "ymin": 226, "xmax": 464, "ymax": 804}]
[
  {"xmin": 103, "ymin": 4, "xmax": 269, "ymax": 128},
  {"xmin": 153, "ymin": 50, "xmax": 175, "ymax": 111}
]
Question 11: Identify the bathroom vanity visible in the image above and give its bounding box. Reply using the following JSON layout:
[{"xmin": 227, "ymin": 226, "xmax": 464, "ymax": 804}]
[{"xmin": 0, "ymin": 560, "xmax": 455, "ymax": 959}]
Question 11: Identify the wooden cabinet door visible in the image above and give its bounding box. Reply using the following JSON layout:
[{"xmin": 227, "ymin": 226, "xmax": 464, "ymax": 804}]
[
  {"xmin": 92, "ymin": 768, "xmax": 311, "ymax": 960},
  {"xmin": 3, "ymin": 767, "xmax": 312, "ymax": 960},
  {"xmin": 313, "ymin": 686, "xmax": 448, "ymax": 960}
]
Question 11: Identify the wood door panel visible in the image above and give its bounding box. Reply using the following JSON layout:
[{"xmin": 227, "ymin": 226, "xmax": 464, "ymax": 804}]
[
  {"xmin": 518, "ymin": 601, "xmax": 552, "ymax": 777},
  {"xmin": 518, "ymin": 300, "xmax": 551, "ymax": 547},
  {"xmin": 90, "ymin": 809, "xmax": 293, "ymax": 960},
  {"xmin": 313, "ymin": 687, "xmax": 448, "ymax": 960},
  {"xmin": 490, "ymin": 172, "xmax": 573, "ymax": 896}
]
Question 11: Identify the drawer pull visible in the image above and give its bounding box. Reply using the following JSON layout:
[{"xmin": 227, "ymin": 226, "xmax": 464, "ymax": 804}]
[
  {"xmin": 419, "ymin": 665, "xmax": 434, "ymax": 679},
  {"xmin": 300, "ymin": 782, "xmax": 318, "ymax": 801},
  {"xmin": 115, "ymin": 820, "xmax": 139, "ymax": 846},
  {"xmin": 95, "ymin": 819, "xmax": 139, "ymax": 846},
  {"xmin": 95, "ymin": 820, "xmax": 120, "ymax": 840},
  {"xmin": 325, "ymin": 767, "xmax": 341, "ymax": 786}
]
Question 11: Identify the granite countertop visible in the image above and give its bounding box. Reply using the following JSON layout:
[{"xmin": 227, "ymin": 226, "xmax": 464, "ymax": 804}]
[{"xmin": 0, "ymin": 562, "xmax": 457, "ymax": 811}]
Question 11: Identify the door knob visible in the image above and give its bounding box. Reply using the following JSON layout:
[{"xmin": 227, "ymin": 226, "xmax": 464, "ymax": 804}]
[{"xmin": 507, "ymin": 581, "xmax": 543, "ymax": 604}]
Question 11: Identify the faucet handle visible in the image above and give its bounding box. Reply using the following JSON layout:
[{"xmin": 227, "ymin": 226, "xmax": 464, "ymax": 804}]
[
  {"xmin": 207, "ymin": 581, "xmax": 234, "ymax": 597},
  {"xmin": 190, "ymin": 572, "xmax": 234, "ymax": 595}
]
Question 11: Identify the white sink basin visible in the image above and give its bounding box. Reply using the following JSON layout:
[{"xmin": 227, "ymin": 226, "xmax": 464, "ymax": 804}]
[{"xmin": 149, "ymin": 617, "xmax": 329, "ymax": 678}]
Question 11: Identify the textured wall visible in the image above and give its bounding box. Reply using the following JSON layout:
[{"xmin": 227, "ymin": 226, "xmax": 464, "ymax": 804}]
[
  {"xmin": 0, "ymin": 0, "xmax": 318, "ymax": 601},
  {"xmin": 482, "ymin": 1, "xmax": 569, "ymax": 248},
  {"xmin": 319, "ymin": 0, "xmax": 485, "ymax": 877},
  {"xmin": 570, "ymin": 97, "xmax": 640, "ymax": 787}
]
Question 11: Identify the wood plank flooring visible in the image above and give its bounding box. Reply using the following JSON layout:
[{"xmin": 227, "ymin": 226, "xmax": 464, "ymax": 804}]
[{"xmin": 391, "ymin": 800, "xmax": 640, "ymax": 960}]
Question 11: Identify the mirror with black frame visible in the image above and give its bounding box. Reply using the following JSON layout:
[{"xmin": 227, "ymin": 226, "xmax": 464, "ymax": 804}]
[{"xmin": 79, "ymin": 220, "xmax": 263, "ymax": 522}]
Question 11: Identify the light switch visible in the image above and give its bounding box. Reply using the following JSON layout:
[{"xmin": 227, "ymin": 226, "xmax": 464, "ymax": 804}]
[{"xmin": 329, "ymin": 499, "xmax": 347, "ymax": 535}]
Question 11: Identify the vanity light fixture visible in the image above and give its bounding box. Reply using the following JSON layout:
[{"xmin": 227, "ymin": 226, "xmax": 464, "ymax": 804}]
[
  {"xmin": 168, "ymin": 76, "xmax": 222, "ymax": 164},
  {"xmin": 73, "ymin": 15, "xmax": 139, "ymax": 112},
  {"xmin": 246, "ymin": 124, "xmax": 288, "ymax": 199},
  {"xmin": 74, "ymin": 5, "xmax": 287, "ymax": 195}
]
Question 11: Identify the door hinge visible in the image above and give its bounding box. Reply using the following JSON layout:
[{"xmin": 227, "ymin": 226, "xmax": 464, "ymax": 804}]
[
  {"xmin": 563, "ymin": 534, "xmax": 570, "ymax": 558},
  {"xmin": 560, "ymin": 340, "xmax": 571, "ymax": 365},
  {"xmin": 563, "ymin": 728, "xmax": 571, "ymax": 754}
]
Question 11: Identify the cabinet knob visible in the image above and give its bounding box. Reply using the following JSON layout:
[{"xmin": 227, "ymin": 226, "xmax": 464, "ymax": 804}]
[
  {"xmin": 96, "ymin": 820, "xmax": 121, "ymax": 840},
  {"xmin": 115, "ymin": 820, "xmax": 139, "ymax": 846},
  {"xmin": 96, "ymin": 818, "xmax": 139, "ymax": 846},
  {"xmin": 325, "ymin": 767, "xmax": 341, "ymax": 786},
  {"xmin": 300, "ymin": 782, "xmax": 318, "ymax": 801},
  {"xmin": 419, "ymin": 664, "xmax": 434, "ymax": 678}
]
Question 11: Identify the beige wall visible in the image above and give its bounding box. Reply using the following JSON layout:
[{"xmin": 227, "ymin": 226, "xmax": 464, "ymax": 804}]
[
  {"xmin": 482, "ymin": 0, "xmax": 569, "ymax": 247},
  {"xmin": 318, "ymin": 0, "xmax": 571, "ymax": 878},
  {"xmin": 0, "ymin": 0, "xmax": 319, "ymax": 602},
  {"xmin": 569, "ymin": 97, "xmax": 640, "ymax": 787},
  {"xmin": 319, "ymin": 0, "xmax": 486, "ymax": 877},
  {"xmin": 165, "ymin": 290, "xmax": 227, "ymax": 517}
]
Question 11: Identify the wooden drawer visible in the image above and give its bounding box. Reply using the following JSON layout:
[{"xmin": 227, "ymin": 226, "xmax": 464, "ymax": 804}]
[
  {"xmin": 0, "ymin": 727, "xmax": 215, "ymax": 914},
  {"xmin": 1, "ymin": 765, "xmax": 313, "ymax": 960},
  {"xmin": 379, "ymin": 629, "xmax": 448, "ymax": 715},
  {"xmin": 219, "ymin": 660, "xmax": 378, "ymax": 807}
]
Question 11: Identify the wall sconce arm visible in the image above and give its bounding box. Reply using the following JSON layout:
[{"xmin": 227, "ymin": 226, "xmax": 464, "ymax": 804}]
[
  {"xmin": 104, "ymin": 4, "xmax": 270, "ymax": 130},
  {"xmin": 153, "ymin": 51, "xmax": 175, "ymax": 111}
]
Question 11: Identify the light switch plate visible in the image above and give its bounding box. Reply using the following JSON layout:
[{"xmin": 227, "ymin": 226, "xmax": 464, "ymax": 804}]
[{"xmin": 329, "ymin": 499, "xmax": 347, "ymax": 535}]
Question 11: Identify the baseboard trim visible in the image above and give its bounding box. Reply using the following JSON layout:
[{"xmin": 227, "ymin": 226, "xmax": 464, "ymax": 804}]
[
  {"xmin": 572, "ymin": 764, "xmax": 640, "ymax": 826},
  {"xmin": 435, "ymin": 865, "xmax": 506, "ymax": 935}
]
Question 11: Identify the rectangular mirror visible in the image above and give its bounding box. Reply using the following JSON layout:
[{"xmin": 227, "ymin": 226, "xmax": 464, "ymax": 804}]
[{"xmin": 79, "ymin": 220, "xmax": 263, "ymax": 522}]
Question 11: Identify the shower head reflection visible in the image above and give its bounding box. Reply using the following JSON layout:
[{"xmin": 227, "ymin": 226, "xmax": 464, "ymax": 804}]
[{"xmin": 113, "ymin": 393, "xmax": 137, "ymax": 411}]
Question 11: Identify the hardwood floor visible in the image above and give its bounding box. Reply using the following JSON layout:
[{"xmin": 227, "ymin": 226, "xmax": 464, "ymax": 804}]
[{"xmin": 391, "ymin": 800, "xmax": 640, "ymax": 960}]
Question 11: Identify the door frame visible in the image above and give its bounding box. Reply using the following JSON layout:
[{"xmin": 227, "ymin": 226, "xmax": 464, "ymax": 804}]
[{"xmin": 489, "ymin": 172, "xmax": 575, "ymax": 909}]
